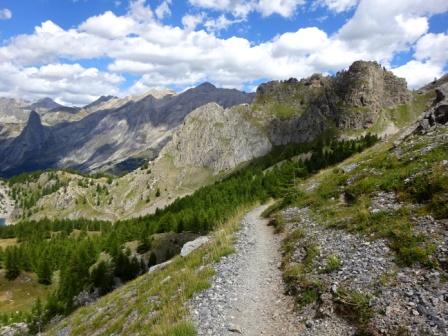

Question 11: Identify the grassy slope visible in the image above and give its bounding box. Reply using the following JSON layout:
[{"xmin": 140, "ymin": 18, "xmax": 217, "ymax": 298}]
[
  {"xmin": 292, "ymin": 126, "xmax": 447, "ymax": 264},
  {"xmin": 0, "ymin": 271, "xmax": 56, "ymax": 314},
  {"xmin": 45, "ymin": 206, "xmax": 254, "ymax": 336}
]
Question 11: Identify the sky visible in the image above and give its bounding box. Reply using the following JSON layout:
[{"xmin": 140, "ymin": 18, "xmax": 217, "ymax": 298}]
[{"xmin": 0, "ymin": 0, "xmax": 447, "ymax": 106}]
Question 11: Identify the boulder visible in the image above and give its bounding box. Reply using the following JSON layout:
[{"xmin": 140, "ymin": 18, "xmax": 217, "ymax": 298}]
[
  {"xmin": 148, "ymin": 259, "xmax": 173, "ymax": 273},
  {"xmin": 0, "ymin": 323, "xmax": 29, "ymax": 336},
  {"xmin": 180, "ymin": 236, "xmax": 210, "ymax": 257}
]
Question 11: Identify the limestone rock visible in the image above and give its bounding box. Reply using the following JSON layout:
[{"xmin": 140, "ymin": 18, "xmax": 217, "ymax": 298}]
[
  {"xmin": 163, "ymin": 103, "xmax": 272, "ymax": 173},
  {"xmin": 181, "ymin": 236, "xmax": 210, "ymax": 257}
]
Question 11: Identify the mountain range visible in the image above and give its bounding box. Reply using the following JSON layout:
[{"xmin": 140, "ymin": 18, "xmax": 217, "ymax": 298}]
[
  {"xmin": 0, "ymin": 60, "xmax": 441, "ymax": 223},
  {"xmin": 0, "ymin": 83, "xmax": 254, "ymax": 177}
]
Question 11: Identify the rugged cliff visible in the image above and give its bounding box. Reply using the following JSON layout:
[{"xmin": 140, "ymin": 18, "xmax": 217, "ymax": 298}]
[{"xmin": 162, "ymin": 103, "xmax": 272, "ymax": 173}]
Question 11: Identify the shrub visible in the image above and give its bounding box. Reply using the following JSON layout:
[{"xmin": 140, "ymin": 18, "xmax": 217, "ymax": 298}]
[
  {"xmin": 325, "ymin": 254, "xmax": 342, "ymax": 273},
  {"xmin": 335, "ymin": 288, "xmax": 373, "ymax": 332}
]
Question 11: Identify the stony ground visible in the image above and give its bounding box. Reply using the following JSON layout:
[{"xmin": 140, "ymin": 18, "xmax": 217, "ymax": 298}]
[
  {"xmin": 188, "ymin": 205, "xmax": 302, "ymax": 336},
  {"xmin": 281, "ymin": 207, "xmax": 448, "ymax": 336}
]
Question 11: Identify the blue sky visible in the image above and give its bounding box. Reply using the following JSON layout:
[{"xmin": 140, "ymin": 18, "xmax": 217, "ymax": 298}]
[{"xmin": 0, "ymin": 0, "xmax": 447, "ymax": 105}]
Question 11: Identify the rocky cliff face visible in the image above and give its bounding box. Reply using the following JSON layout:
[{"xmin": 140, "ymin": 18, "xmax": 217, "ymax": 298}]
[
  {"xmin": 163, "ymin": 103, "xmax": 272, "ymax": 173},
  {"xmin": 255, "ymin": 61, "xmax": 411, "ymax": 139},
  {"xmin": 0, "ymin": 111, "xmax": 53, "ymax": 174},
  {"xmin": 334, "ymin": 61, "xmax": 410, "ymax": 129}
]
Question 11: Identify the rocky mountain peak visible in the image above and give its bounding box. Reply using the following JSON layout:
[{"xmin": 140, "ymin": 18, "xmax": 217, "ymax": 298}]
[
  {"xmin": 195, "ymin": 82, "xmax": 217, "ymax": 92},
  {"xmin": 30, "ymin": 97, "xmax": 62, "ymax": 110},
  {"xmin": 84, "ymin": 95, "xmax": 117, "ymax": 109},
  {"xmin": 334, "ymin": 60, "xmax": 410, "ymax": 128},
  {"xmin": 22, "ymin": 111, "xmax": 45, "ymax": 139}
]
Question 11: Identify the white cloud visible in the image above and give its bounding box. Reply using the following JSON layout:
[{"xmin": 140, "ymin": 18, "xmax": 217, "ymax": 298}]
[
  {"xmin": 204, "ymin": 15, "xmax": 242, "ymax": 32},
  {"xmin": 155, "ymin": 0, "xmax": 172, "ymax": 19},
  {"xmin": 318, "ymin": 0, "xmax": 358, "ymax": 13},
  {"xmin": 0, "ymin": 8, "xmax": 12, "ymax": 20},
  {"xmin": 79, "ymin": 11, "xmax": 137, "ymax": 38},
  {"xmin": 182, "ymin": 13, "xmax": 205, "ymax": 31},
  {"xmin": 415, "ymin": 32, "xmax": 448, "ymax": 65},
  {"xmin": 0, "ymin": 63, "xmax": 123, "ymax": 105},
  {"xmin": 256, "ymin": 0, "xmax": 305, "ymax": 17},
  {"xmin": 272, "ymin": 27, "xmax": 330, "ymax": 57},
  {"xmin": 129, "ymin": 0, "xmax": 155, "ymax": 22},
  {"xmin": 392, "ymin": 60, "xmax": 444, "ymax": 89},
  {"xmin": 188, "ymin": 0, "xmax": 304, "ymax": 18}
]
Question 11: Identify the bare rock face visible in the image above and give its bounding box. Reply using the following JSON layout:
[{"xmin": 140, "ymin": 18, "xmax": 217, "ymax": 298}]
[
  {"xmin": 163, "ymin": 103, "xmax": 272, "ymax": 173},
  {"xmin": 334, "ymin": 61, "xmax": 410, "ymax": 129},
  {"xmin": 394, "ymin": 79, "xmax": 448, "ymax": 146},
  {"xmin": 256, "ymin": 61, "xmax": 411, "ymax": 134}
]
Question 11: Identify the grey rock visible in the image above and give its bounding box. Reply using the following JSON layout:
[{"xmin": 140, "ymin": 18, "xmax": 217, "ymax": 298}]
[
  {"xmin": 180, "ymin": 236, "xmax": 210, "ymax": 257},
  {"xmin": 148, "ymin": 259, "xmax": 173, "ymax": 273},
  {"xmin": 0, "ymin": 323, "xmax": 29, "ymax": 336}
]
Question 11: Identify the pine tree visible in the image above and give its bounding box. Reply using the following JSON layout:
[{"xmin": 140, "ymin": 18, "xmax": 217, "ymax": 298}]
[
  {"xmin": 37, "ymin": 256, "xmax": 52, "ymax": 285},
  {"xmin": 90, "ymin": 261, "xmax": 114, "ymax": 295},
  {"xmin": 5, "ymin": 247, "xmax": 20, "ymax": 280}
]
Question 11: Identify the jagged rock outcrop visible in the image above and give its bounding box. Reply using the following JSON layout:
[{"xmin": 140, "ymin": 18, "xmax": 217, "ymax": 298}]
[
  {"xmin": 334, "ymin": 61, "xmax": 410, "ymax": 129},
  {"xmin": 0, "ymin": 111, "xmax": 53, "ymax": 173},
  {"xmin": 163, "ymin": 103, "xmax": 271, "ymax": 173},
  {"xmin": 256, "ymin": 61, "xmax": 411, "ymax": 137},
  {"xmin": 395, "ymin": 79, "xmax": 448, "ymax": 145}
]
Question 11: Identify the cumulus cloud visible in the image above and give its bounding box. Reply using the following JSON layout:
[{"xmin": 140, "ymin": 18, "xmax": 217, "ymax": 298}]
[
  {"xmin": 182, "ymin": 13, "xmax": 205, "ymax": 31},
  {"xmin": 0, "ymin": 63, "xmax": 123, "ymax": 105},
  {"xmin": 392, "ymin": 60, "xmax": 444, "ymax": 89},
  {"xmin": 415, "ymin": 32, "xmax": 448, "ymax": 65},
  {"xmin": 0, "ymin": 8, "xmax": 12, "ymax": 20},
  {"xmin": 0, "ymin": 0, "xmax": 447, "ymax": 104},
  {"xmin": 79, "ymin": 11, "xmax": 137, "ymax": 38}
]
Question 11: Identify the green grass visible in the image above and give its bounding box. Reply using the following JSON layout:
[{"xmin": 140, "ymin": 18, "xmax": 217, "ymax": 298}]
[
  {"xmin": 324, "ymin": 254, "xmax": 342, "ymax": 273},
  {"xmin": 291, "ymin": 129, "xmax": 448, "ymax": 267},
  {"xmin": 268, "ymin": 213, "xmax": 286, "ymax": 233},
  {"xmin": 387, "ymin": 91, "xmax": 433, "ymax": 127},
  {"xmin": 335, "ymin": 288, "xmax": 373, "ymax": 333},
  {"xmin": 271, "ymin": 103, "xmax": 300, "ymax": 120}
]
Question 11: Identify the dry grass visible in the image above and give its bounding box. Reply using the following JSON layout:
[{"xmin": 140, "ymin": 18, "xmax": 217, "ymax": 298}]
[
  {"xmin": 0, "ymin": 238, "xmax": 18, "ymax": 249},
  {"xmin": 0, "ymin": 271, "xmax": 54, "ymax": 314}
]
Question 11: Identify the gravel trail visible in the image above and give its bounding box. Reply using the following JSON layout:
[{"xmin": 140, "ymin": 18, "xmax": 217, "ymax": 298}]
[{"xmin": 189, "ymin": 204, "xmax": 301, "ymax": 336}]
